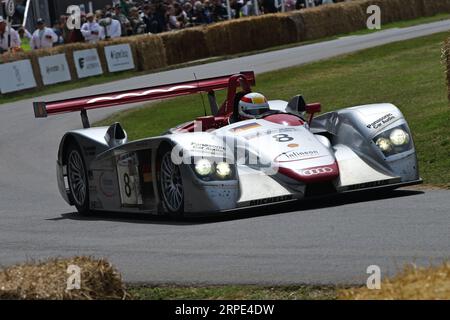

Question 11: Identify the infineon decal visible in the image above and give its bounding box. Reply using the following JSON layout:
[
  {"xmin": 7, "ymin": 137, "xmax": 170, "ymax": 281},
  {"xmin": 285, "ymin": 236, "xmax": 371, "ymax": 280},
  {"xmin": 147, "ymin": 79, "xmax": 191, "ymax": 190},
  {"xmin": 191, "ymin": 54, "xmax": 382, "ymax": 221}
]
[
  {"xmin": 366, "ymin": 113, "xmax": 395, "ymax": 130},
  {"xmin": 275, "ymin": 150, "xmax": 323, "ymax": 162}
]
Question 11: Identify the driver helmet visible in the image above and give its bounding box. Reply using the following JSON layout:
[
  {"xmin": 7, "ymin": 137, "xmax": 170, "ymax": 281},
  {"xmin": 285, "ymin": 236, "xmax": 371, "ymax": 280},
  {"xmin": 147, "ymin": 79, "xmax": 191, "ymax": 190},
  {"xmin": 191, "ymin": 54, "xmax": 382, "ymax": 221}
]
[{"xmin": 238, "ymin": 92, "xmax": 270, "ymax": 119}]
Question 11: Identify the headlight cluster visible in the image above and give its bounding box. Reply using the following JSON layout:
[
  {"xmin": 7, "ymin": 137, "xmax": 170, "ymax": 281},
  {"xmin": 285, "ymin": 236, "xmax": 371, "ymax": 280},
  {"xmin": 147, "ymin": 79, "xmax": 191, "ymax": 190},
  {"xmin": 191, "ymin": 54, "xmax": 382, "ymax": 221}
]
[
  {"xmin": 374, "ymin": 125, "xmax": 412, "ymax": 157},
  {"xmin": 193, "ymin": 159, "xmax": 234, "ymax": 180}
]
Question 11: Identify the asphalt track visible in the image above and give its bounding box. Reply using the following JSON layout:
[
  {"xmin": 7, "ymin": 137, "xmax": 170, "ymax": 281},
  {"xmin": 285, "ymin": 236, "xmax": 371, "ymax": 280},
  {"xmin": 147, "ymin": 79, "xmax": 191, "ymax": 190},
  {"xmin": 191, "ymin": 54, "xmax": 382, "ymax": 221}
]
[{"xmin": 1, "ymin": 21, "xmax": 449, "ymax": 284}]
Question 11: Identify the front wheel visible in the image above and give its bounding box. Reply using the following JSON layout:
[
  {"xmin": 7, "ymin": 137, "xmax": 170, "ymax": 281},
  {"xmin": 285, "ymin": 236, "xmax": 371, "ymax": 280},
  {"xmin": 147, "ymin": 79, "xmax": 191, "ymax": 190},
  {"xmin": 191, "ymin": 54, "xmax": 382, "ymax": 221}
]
[
  {"xmin": 67, "ymin": 143, "xmax": 90, "ymax": 215},
  {"xmin": 158, "ymin": 148, "xmax": 184, "ymax": 217}
]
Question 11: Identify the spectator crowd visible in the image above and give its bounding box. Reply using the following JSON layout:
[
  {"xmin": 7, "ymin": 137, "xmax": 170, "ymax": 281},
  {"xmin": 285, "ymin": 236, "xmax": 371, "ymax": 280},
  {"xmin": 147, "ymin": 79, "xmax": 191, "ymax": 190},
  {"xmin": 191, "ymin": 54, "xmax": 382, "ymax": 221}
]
[{"xmin": 1, "ymin": 0, "xmax": 337, "ymax": 53}]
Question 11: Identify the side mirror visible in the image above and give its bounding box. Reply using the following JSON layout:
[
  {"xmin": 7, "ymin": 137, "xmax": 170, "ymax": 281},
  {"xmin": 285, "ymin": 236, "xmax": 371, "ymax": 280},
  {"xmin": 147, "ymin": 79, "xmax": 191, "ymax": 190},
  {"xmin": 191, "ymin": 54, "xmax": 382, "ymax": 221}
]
[
  {"xmin": 286, "ymin": 95, "xmax": 307, "ymax": 114},
  {"xmin": 105, "ymin": 122, "xmax": 127, "ymax": 147}
]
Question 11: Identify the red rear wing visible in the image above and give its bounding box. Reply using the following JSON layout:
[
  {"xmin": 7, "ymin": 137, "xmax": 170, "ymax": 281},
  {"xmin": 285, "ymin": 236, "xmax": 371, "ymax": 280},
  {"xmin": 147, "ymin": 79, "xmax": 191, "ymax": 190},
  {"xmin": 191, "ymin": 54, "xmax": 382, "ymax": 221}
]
[{"xmin": 33, "ymin": 71, "xmax": 255, "ymax": 118}]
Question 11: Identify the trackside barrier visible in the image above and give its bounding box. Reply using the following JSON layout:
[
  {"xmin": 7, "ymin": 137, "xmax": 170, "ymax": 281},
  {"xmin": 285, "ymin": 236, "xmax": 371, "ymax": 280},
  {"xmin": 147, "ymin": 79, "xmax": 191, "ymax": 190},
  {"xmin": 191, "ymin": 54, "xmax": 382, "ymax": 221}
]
[{"xmin": 1, "ymin": 0, "xmax": 450, "ymax": 94}]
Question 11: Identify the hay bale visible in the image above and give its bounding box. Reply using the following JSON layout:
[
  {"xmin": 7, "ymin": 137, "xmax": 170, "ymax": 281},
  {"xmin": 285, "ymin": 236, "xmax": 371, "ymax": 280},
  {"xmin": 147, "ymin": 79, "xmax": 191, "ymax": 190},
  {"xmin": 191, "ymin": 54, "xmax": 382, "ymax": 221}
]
[
  {"xmin": 338, "ymin": 2, "xmax": 367, "ymax": 33},
  {"xmin": 0, "ymin": 256, "xmax": 128, "ymax": 300},
  {"xmin": 339, "ymin": 262, "xmax": 450, "ymax": 300},
  {"xmin": 225, "ymin": 17, "xmax": 257, "ymax": 54},
  {"xmin": 421, "ymin": 0, "xmax": 450, "ymax": 16},
  {"xmin": 160, "ymin": 27, "xmax": 209, "ymax": 65},
  {"xmin": 284, "ymin": 11, "xmax": 307, "ymax": 42},
  {"xmin": 204, "ymin": 14, "xmax": 298, "ymax": 57},
  {"xmin": 133, "ymin": 34, "xmax": 167, "ymax": 71},
  {"xmin": 203, "ymin": 21, "xmax": 233, "ymax": 57},
  {"xmin": 395, "ymin": 0, "xmax": 424, "ymax": 20},
  {"xmin": 300, "ymin": 3, "xmax": 366, "ymax": 40},
  {"xmin": 247, "ymin": 14, "xmax": 298, "ymax": 51}
]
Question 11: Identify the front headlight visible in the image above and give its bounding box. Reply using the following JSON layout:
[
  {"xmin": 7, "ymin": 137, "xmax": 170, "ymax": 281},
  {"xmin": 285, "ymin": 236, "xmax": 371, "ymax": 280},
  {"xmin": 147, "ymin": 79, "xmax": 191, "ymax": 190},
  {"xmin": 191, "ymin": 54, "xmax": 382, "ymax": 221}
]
[
  {"xmin": 192, "ymin": 158, "xmax": 235, "ymax": 181},
  {"xmin": 373, "ymin": 125, "xmax": 413, "ymax": 157},
  {"xmin": 389, "ymin": 128, "xmax": 410, "ymax": 146},
  {"xmin": 376, "ymin": 137, "xmax": 392, "ymax": 152},
  {"xmin": 195, "ymin": 159, "xmax": 213, "ymax": 176},
  {"xmin": 216, "ymin": 162, "xmax": 232, "ymax": 179}
]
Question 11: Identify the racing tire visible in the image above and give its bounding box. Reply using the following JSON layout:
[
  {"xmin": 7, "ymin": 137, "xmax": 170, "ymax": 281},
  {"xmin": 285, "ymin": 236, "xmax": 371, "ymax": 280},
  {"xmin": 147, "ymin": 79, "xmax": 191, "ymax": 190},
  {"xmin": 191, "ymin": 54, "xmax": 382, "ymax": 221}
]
[
  {"xmin": 66, "ymin": 143, "xmax": 90, "ymax": 215},
  {"xmin": 157, "ymin": 146, "xmax": 184, "ymax": 217}
]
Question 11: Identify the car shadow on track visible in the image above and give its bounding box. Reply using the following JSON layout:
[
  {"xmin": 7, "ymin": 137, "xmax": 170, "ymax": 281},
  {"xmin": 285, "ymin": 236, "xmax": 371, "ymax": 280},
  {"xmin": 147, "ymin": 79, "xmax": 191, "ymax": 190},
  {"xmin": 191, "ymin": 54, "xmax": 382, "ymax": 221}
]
[{"xmin": 47, "ymin": 188, "xmax": 424, "ymax": 225}]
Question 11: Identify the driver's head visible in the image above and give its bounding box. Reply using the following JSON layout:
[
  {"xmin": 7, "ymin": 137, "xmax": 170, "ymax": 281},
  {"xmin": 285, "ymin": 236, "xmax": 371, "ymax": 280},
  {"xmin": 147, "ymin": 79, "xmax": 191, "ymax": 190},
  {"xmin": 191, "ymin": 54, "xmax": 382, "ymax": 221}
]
[{"xmin": 238, "ymin": 92, "xmax": 270, "ymax": 120}]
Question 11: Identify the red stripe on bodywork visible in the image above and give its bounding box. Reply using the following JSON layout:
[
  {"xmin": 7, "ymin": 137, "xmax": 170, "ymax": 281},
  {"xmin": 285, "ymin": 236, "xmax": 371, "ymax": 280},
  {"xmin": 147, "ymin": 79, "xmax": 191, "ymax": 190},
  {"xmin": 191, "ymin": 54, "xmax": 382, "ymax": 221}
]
[{"xmin": 278, "ymin": 162, "xmax": 339, "ymax": 183}]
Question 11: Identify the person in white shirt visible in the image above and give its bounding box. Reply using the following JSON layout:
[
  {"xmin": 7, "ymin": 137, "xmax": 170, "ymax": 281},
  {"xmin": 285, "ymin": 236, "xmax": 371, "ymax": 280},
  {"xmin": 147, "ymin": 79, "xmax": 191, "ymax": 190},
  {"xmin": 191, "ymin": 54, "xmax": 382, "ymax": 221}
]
[
  {"xmin": 81, "ymin": 13, "xmax": 105, "ymax": 43},
  {"xmin": 100, "ymin": 13, "xmax": 122, "ymax": 39},
  {"xmin": 30, "ymin": 19, "xmax": 58, "ymax": 50},
  {"xmin": 0, "ymin": 16, "xmax": 21, "ymax": 53}
]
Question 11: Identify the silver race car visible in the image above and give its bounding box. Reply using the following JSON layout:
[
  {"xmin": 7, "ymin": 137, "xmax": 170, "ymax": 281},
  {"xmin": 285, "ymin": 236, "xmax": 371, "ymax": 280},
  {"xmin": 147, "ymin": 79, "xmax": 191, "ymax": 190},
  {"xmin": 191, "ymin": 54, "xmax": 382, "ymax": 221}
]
[{"xmin": 33, "ymin": 71, "xmax": 421, "ymax": 216}]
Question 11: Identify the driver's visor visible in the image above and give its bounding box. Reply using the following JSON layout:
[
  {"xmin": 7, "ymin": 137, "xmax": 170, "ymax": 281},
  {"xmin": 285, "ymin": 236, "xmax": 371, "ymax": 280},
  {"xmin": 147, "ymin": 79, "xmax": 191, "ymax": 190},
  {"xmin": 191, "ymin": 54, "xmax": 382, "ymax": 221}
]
[{"xmin": 243, "ymin": 106, "xmax": 270, "ymax": 116}]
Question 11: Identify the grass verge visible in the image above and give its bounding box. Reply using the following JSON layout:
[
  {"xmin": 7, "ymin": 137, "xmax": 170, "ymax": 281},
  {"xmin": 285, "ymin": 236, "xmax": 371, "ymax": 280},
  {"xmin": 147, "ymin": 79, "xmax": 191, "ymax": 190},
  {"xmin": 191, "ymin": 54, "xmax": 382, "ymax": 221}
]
[
  {"xmin": 129, "ymin": 285, "xmax": 338, "ymax": 300},
  {"xmin": 97, "ymin": 32, "xmax": 450, "ymax": 187},
  {"xmin": 1, "ymin": 257, "xmax": 449, "ymax": 299},
  {"xmin": 340, "ymin": 262, "xmax": 450, "ymax": 300},
  {"xmin": 1, "ymin": 13, "xmax": 450, "ymax": 105}
]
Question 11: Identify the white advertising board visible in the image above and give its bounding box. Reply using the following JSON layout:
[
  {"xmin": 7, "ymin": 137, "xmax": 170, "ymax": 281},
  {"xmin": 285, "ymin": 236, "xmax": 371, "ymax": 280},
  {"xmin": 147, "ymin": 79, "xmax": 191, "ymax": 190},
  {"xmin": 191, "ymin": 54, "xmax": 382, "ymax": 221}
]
[
  {"xmin": 38, "ymin": 54, "xmax": 71, "ymax": 85},
  {"xmin": 73, "ymin": 48, "xmax": 103, "ymax": 78},
  {"xmin": 0, "ymin": 59, "xmax": 36, "ymax": 94},
  {"xmin": 104, "ymin": 44, "xmax": 135, "ymax": 73}
]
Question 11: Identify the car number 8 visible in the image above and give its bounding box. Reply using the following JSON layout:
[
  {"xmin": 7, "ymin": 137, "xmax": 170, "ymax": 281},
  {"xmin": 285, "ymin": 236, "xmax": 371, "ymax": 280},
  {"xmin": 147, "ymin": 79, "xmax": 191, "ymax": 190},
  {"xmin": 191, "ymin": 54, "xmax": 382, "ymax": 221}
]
[
  {"xmin": 273, "ymin": 134, "xmax": 294, "ymax": 142},
  {"xmin": 123, "ymin": 173, "xmax": 132, "ymax": 197}
]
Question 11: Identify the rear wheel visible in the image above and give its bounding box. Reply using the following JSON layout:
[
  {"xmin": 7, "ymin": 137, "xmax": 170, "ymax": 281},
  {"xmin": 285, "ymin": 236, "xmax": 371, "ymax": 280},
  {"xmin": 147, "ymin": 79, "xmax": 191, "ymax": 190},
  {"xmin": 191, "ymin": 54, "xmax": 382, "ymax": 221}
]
[
  {"xmin": 158, "ymin": 147, "xmax": 184, "ymax": 217},
  {"xmin": 67, "ymin": 143, "xmax": 90, "ymax": 215}
]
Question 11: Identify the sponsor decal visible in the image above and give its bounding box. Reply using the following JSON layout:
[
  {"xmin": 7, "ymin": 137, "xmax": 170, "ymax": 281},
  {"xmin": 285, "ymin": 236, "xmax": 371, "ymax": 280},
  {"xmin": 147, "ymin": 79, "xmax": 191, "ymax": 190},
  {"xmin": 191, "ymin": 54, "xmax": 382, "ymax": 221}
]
[
  {"xmin": 366, "ymin": 113, "xmax": 395, "ymax": 130},
  {"xmin": 230, "ymin": 122, "xmax": 262, "ymax": 133},
  {"xmin": 300, "ymin": 167, "xmax": 334, "ymax": 176},
  {"xmin": 275, "ymin": 150, "xmax": 321, "ymax": 162},
  {"xmin": 190, "ymin": 142, "xmax": 225, "ymax": 153},
  {"xmin": 244, "ymin": 127, "xmax": 296, "ymax": 140},
  {"xmin": 110, "ymin": 49, "xmax": 129, "ymax": 60},
  {"xmin": 78, "ymin": 55, "xmax": 99, "ymax": 70},
  {"xmin": 46, "ymin": 64, "xmax": 65, "ymax": 74},
  {"xmin": 250, "ymin": 195, "xmax": 293, "ymax": 206},
  {"xmin": 346, "ymin": 179, "xmax": 394, "ymax": 191},
  {"xmin": 98, "ymin": 172, "xmax": 115, "ymax": 197},
  {"xmin": 83, "ymin": 146, "xmax": 96, "ymax": 157}
]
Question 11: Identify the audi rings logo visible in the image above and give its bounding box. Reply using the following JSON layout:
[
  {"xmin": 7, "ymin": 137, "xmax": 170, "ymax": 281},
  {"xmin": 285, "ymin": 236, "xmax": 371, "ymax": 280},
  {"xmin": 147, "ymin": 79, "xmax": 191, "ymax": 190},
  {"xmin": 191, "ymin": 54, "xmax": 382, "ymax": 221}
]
[{"xmin": 301, "ymin": 167, "xmax": 333, "ymax": 176}]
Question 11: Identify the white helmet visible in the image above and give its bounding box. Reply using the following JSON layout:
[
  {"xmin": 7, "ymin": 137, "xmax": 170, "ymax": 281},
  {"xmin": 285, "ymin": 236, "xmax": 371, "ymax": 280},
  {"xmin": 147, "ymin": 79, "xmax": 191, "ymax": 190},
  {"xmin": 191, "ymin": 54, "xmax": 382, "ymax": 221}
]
[{"xmin": 238, "ymin": 92, "xmax": 270, "ymax": 119}]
